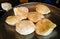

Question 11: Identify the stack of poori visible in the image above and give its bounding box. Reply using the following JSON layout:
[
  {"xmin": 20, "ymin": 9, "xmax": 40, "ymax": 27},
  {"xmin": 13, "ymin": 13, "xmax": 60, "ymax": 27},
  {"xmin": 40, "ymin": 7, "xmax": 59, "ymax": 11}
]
[{"xmin": 5, "ymin": 4, "xmax": 56, "ymax": 36}]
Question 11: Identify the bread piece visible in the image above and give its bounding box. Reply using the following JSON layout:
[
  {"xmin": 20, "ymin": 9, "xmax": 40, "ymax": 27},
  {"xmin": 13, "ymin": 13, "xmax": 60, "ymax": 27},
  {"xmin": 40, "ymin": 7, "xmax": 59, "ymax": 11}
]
[
  {"xmin": 36, "ymin": 4, "xmax": 50, "ymax": 14},
  {"xmin": 16, "ymin": 20, "xmax": 35, "ymax": 35},
  {"xmin": 5, "ymin": 16, "xmax": 19, "ymax": 26},
  {"xmin": 35, "ymin": 18, "xmax": 56, "ymax": 36},
  {"xmin": 28, "ymin": 12, "xmax": 44, "ymax": 22},
  {"xmin": 13, "ymin": 7, "xmax": 29, "ymax": 20},
  {"xmin": 1, "ymin": 2, "xmax": 12, "ymax": 11}
]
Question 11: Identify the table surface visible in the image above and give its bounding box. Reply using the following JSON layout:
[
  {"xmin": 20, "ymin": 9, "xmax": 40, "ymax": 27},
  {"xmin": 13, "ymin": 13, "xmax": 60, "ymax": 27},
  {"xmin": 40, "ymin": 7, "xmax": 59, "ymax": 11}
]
[{"xmin": 0, "ymin": 20, "xmax": 8, "ymax": 39}]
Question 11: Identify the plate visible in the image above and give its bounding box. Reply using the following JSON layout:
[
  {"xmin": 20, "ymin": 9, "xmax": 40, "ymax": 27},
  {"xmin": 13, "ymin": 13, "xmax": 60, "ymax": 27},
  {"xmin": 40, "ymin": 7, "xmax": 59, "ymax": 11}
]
[{"xmin": 1, "ymin": 2, "xmax": 60, "ymax": 39}]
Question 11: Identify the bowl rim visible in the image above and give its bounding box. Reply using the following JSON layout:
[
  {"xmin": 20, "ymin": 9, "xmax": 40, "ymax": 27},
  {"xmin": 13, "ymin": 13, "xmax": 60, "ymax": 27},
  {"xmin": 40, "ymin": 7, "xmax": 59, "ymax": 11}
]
[{"xmin": 14, "ymin": 2, "xmax": 60, "ymax": 11}]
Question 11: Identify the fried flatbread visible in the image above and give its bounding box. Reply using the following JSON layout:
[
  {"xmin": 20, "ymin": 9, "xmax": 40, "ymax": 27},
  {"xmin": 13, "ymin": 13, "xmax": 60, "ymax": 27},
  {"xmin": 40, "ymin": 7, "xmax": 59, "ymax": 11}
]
[
  {"xmin": 28, "ymin": 12, "xmax": 44, "ymax": 22},
  {"xmin": 16, "ymin": 20, "xmax": 35, "ymax": 35},
  {"xmin": 35, "ymin": 18, "xmax": 56, "ymax": 36},
  {"xmin": 36, "ymin": 4, "xmax": 50, "ymax": 14}
]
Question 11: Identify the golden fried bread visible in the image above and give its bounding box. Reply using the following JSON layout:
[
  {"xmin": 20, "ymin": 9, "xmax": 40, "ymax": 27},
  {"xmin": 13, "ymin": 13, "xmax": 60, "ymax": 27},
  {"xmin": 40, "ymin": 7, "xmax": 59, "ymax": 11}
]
[
  {"xmin": 16, "ymin": 20, "xmax": 35, "ymax": 35},
  {"xmin": 28, "ymin": 12, "xmax": 44, "ymax": 22},
  {"xmin": 35, "ymin": 18, "xmax": 56, "ymax": 36},
  {"xmin": 36, "ymin": 4, "xmax": 50, "ymax": 14},
  {"xmin": 5, "ymin": 5, "xmax": 57, "ymax": 36},
  {"xmin": 5, "ymin": 16, "xmax": 19, "ymax": 26},
  {"xmin": 13, "ymin": 7, "xmax": 29, "ymax": 20}
]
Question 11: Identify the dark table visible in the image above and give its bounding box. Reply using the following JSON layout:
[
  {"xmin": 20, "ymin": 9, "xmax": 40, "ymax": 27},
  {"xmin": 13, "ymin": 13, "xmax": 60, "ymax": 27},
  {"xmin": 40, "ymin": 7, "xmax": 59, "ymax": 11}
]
[{"xmin": 0, "ymin": 20, "xmax": 7, "ymax": 39}]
